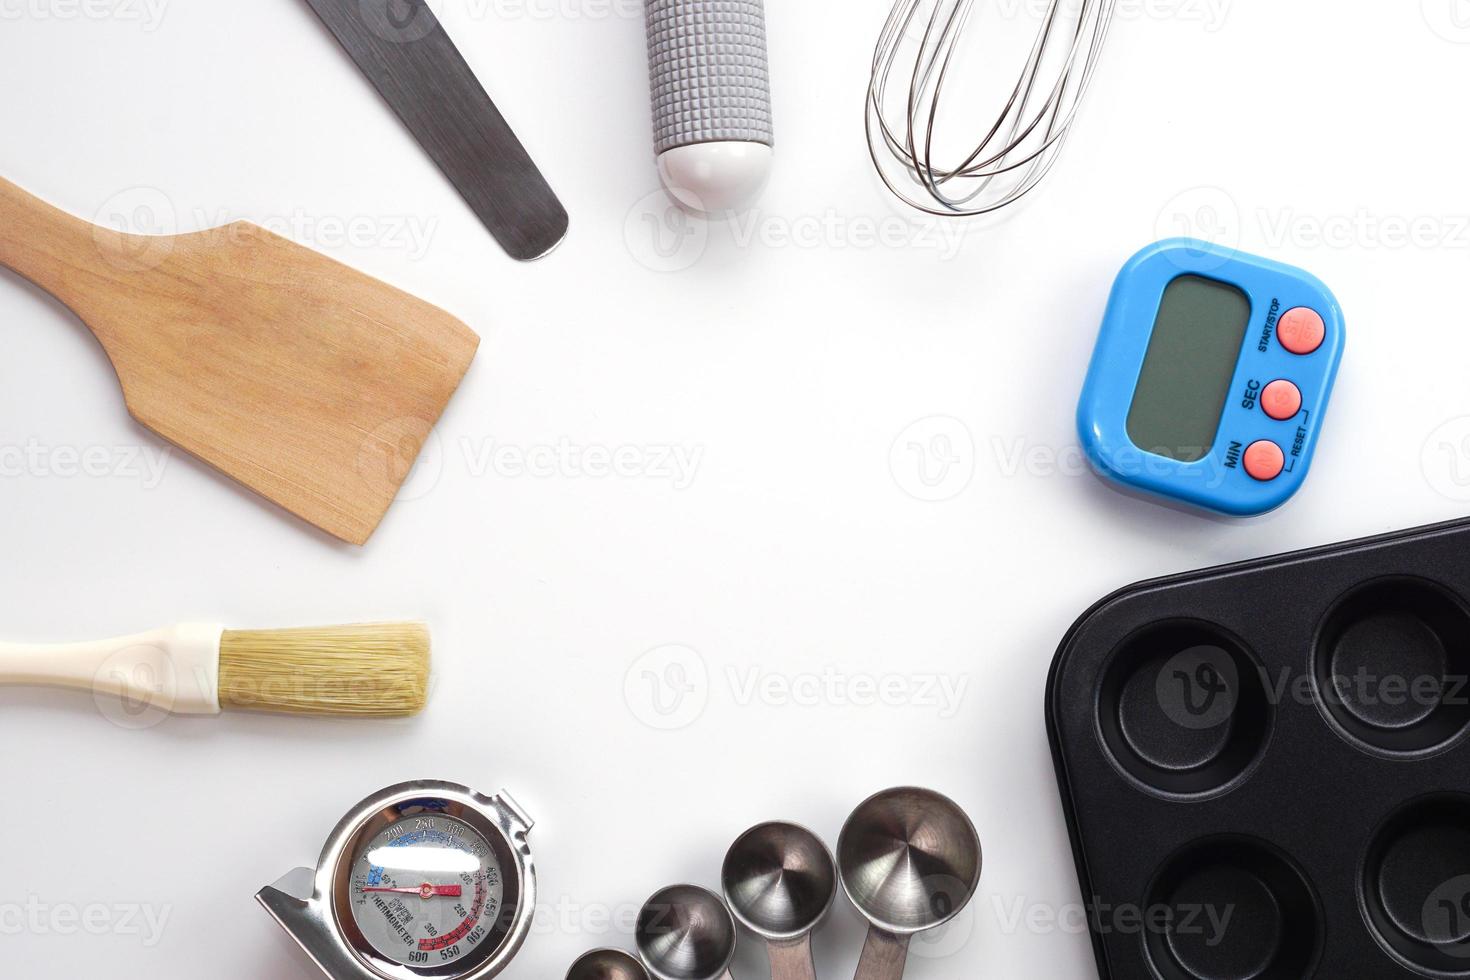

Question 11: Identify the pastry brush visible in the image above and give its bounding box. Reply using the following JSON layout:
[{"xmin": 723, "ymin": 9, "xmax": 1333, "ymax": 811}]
[{"xmin": 0, "ymin": 622, "xmax": 430, "ymax": 718}]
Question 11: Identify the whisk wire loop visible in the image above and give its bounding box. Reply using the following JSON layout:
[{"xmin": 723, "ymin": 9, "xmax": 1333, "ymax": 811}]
[{"xmin": 867, "ymin": 0, "xmax": 1118, "ymax": 217}]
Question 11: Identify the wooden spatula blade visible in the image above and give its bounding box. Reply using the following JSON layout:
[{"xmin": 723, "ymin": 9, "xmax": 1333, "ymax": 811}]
[
  {"xmin": 116, "ymin": 224, "xmax": 479, "ymax": 545},
  {"xmin": 0, "ymin": 179, "xmax": 479, "ymax": 545}
]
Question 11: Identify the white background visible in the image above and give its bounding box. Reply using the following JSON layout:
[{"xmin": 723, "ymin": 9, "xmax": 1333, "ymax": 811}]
[{"xmin": 2, "ymin": 0, "xmax": 1469, "ymax": 977}]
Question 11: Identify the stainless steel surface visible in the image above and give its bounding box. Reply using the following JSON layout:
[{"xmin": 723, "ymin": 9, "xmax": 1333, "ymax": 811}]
[
  {"xmin": 635, "ymin": 884, "xmax": 738, "ymax": 980},
  {"xmin": 256, "ymin": 780, "xmax": 536, "ymax": 980},
  {"xmin": 837, "ymin": 787, "xmax": 982, "ymax": 980},
  {"xmin": 567, "ymin": 948, "xmax": 651, "ymax": 980},
  {"xmin": 722, "ymin": 822, "xmax": 835, "ymax": 980},
  {"xmin": 866, "ymin": 0, "xmax": 1117, "ymax": 217},
  {"xmin": 303, "ymin": 0, "xmax": 568, "ymax": 260}
]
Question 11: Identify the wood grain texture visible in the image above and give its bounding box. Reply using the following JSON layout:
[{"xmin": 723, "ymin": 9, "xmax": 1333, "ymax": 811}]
[
  {"xmin": 767, "ymin": 936, "xmax": 819, "ymax": 980},
  {"xmin": 0, "ymin": 176, "xmax": 479, "ymax": 545},
  {"xmin": 854, "ymin": 928, "xmax": 910, "ymax": 980}
]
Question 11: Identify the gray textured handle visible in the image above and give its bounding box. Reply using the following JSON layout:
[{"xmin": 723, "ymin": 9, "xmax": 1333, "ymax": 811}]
[{"xmin": 645, "ymin": 0, "xmax": 773, "ymax": 154}]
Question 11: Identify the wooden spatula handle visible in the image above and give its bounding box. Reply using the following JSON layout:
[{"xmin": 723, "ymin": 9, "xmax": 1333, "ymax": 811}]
[{"xmin": 0, "ymin": 176, "xmax": 130, "ymax": 316}]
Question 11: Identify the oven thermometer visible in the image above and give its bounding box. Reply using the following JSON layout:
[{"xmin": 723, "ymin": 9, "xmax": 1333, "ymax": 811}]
[{"xmin": 257, "ymin": 781, "xmax": 535, "ymax": 980}]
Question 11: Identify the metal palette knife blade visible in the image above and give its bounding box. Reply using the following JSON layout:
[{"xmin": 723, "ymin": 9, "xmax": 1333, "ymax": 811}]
[{"xmin": 304, "ymin": 0, "xmax": 569, "ymax": 261}]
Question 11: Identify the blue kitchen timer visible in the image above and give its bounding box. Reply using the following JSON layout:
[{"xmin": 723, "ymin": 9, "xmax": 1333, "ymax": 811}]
[{"xmin": 1078, "ymin": 239, "xmax": 1345, "ymax": 516}]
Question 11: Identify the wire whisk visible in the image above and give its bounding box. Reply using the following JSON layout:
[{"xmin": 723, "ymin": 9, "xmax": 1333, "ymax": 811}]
[{"xmin": 866, "ymin": 0, "xmax": 1118, "ymax": 217}]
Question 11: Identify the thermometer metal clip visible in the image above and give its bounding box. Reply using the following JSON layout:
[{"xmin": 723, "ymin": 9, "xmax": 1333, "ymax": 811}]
[{"xmin": 257, "ymin": 780, "xmax": 536, "ymax": 980}]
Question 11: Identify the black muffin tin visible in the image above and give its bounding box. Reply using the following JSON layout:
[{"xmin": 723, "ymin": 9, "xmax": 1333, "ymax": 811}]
[{"xmin": 1048, "ymin": 518, "xmax": 1470, "ymax": 980}]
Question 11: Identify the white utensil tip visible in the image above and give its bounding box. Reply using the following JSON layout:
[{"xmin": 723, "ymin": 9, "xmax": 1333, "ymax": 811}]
[{"xmin": 658, "ymin": 142, "xmax": 773, "ymax": 215}]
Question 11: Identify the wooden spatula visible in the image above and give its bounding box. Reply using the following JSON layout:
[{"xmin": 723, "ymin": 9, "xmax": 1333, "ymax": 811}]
[{"xmin": 0, "ymin": 177, "xmax": 478, "ymax": 545}]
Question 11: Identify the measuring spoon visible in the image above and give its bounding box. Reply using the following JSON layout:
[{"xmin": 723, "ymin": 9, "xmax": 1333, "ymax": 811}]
[
  {"xmin": 636, "ymin": 884, "xmax": 739, "ymax": 980},
  {"xmin": 722, "ymin": 822, "xmax": 836, "ymax": 980},
  {"xmin": 837, "ymin": 787, "xmax": 983, "ymax": 980},
  {"xmin": 568, "ymin": 948, "xmax": 652, "ymax": 980}
]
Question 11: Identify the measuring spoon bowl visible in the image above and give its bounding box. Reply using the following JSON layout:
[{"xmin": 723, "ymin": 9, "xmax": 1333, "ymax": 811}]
[
  {"xmin": 722, "ymin": 821, "xmax": 836, "ymax": 980},
  {"xmin": 636, "ymin": 884, "xmax": 738, "ymax": 980},
  {"xmin": 568, "ymin": 948, "xmax": 651, "ymax": 980},
  {"xmin": 837, "ymin": 787, "xmax": 983, "ymax": 980}
]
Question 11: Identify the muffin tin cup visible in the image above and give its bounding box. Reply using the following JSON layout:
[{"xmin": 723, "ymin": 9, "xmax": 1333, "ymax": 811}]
[
  {"xmin": 1048, "ymin": 518, "xmax": 1470, "ymax": 979},
  {"xmin": 1143, "ymin": 836, "xmax": 1323, "ymax": 980},
  {"xmin": 1363, "ymin": 794, "xmax": 1470, "ymax": 978},
  {"xmin": 1313, "ymin": 577, "xmax": 1470, "ymax": 759},
  {"xmin": 1096, "ymin": 620, "xmax": 1273, "ymax": 800}
]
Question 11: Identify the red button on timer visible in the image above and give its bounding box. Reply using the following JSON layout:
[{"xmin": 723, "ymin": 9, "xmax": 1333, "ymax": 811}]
[
  {"xmin": 1277, "ymin": 307, "xmax": 1325, "ymax": 355},
  {"xmin": 1261, "ymin": 380, "xmax": 1302, "ymax": 421},
  {"xmin": 1244, "ymin": 441, "xmax": 1286, "ymax": 481}
]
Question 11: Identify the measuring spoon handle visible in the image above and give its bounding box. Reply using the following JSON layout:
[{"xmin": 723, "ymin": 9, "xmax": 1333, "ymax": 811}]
[
  {"xmin": 853, "ymin": 927, "xmax": 910, "ymax": 980},
  {"xmin": 768, "ymin": 934, "xmax": 817, "ymax": 980}
]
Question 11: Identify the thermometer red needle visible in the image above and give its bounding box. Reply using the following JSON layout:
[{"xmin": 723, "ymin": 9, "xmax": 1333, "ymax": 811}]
[{"xmin": 361, "ymin": 884, "xmax": 463, "ymax": 899}]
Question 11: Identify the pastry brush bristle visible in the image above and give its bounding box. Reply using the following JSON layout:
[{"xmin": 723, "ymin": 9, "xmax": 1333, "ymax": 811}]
[{"xmin": 217, "ymin": 622, "xmax": 430, "ymax": 717}]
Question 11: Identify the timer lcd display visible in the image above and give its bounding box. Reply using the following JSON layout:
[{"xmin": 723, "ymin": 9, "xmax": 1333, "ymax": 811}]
[{"xmin": 1126, "ymin": 275, "xmax": 1252, "ymax": 462}]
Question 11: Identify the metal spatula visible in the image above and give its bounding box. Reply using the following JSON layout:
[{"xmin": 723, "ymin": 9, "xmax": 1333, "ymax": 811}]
[{"xmin": 304, "ymin": 0, "xmax": 569, "ymax": 261}]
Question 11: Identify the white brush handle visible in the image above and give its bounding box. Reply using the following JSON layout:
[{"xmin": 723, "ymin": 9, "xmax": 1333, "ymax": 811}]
[{"xmin": 0, "ymin": 623, "xmax": 224, "ymax": 715}]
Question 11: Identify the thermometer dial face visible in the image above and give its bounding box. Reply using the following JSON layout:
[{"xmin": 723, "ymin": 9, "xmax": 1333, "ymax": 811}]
[{"xmin": 348, "ymin": 814, "xmax": 505, "ymax": 970}]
